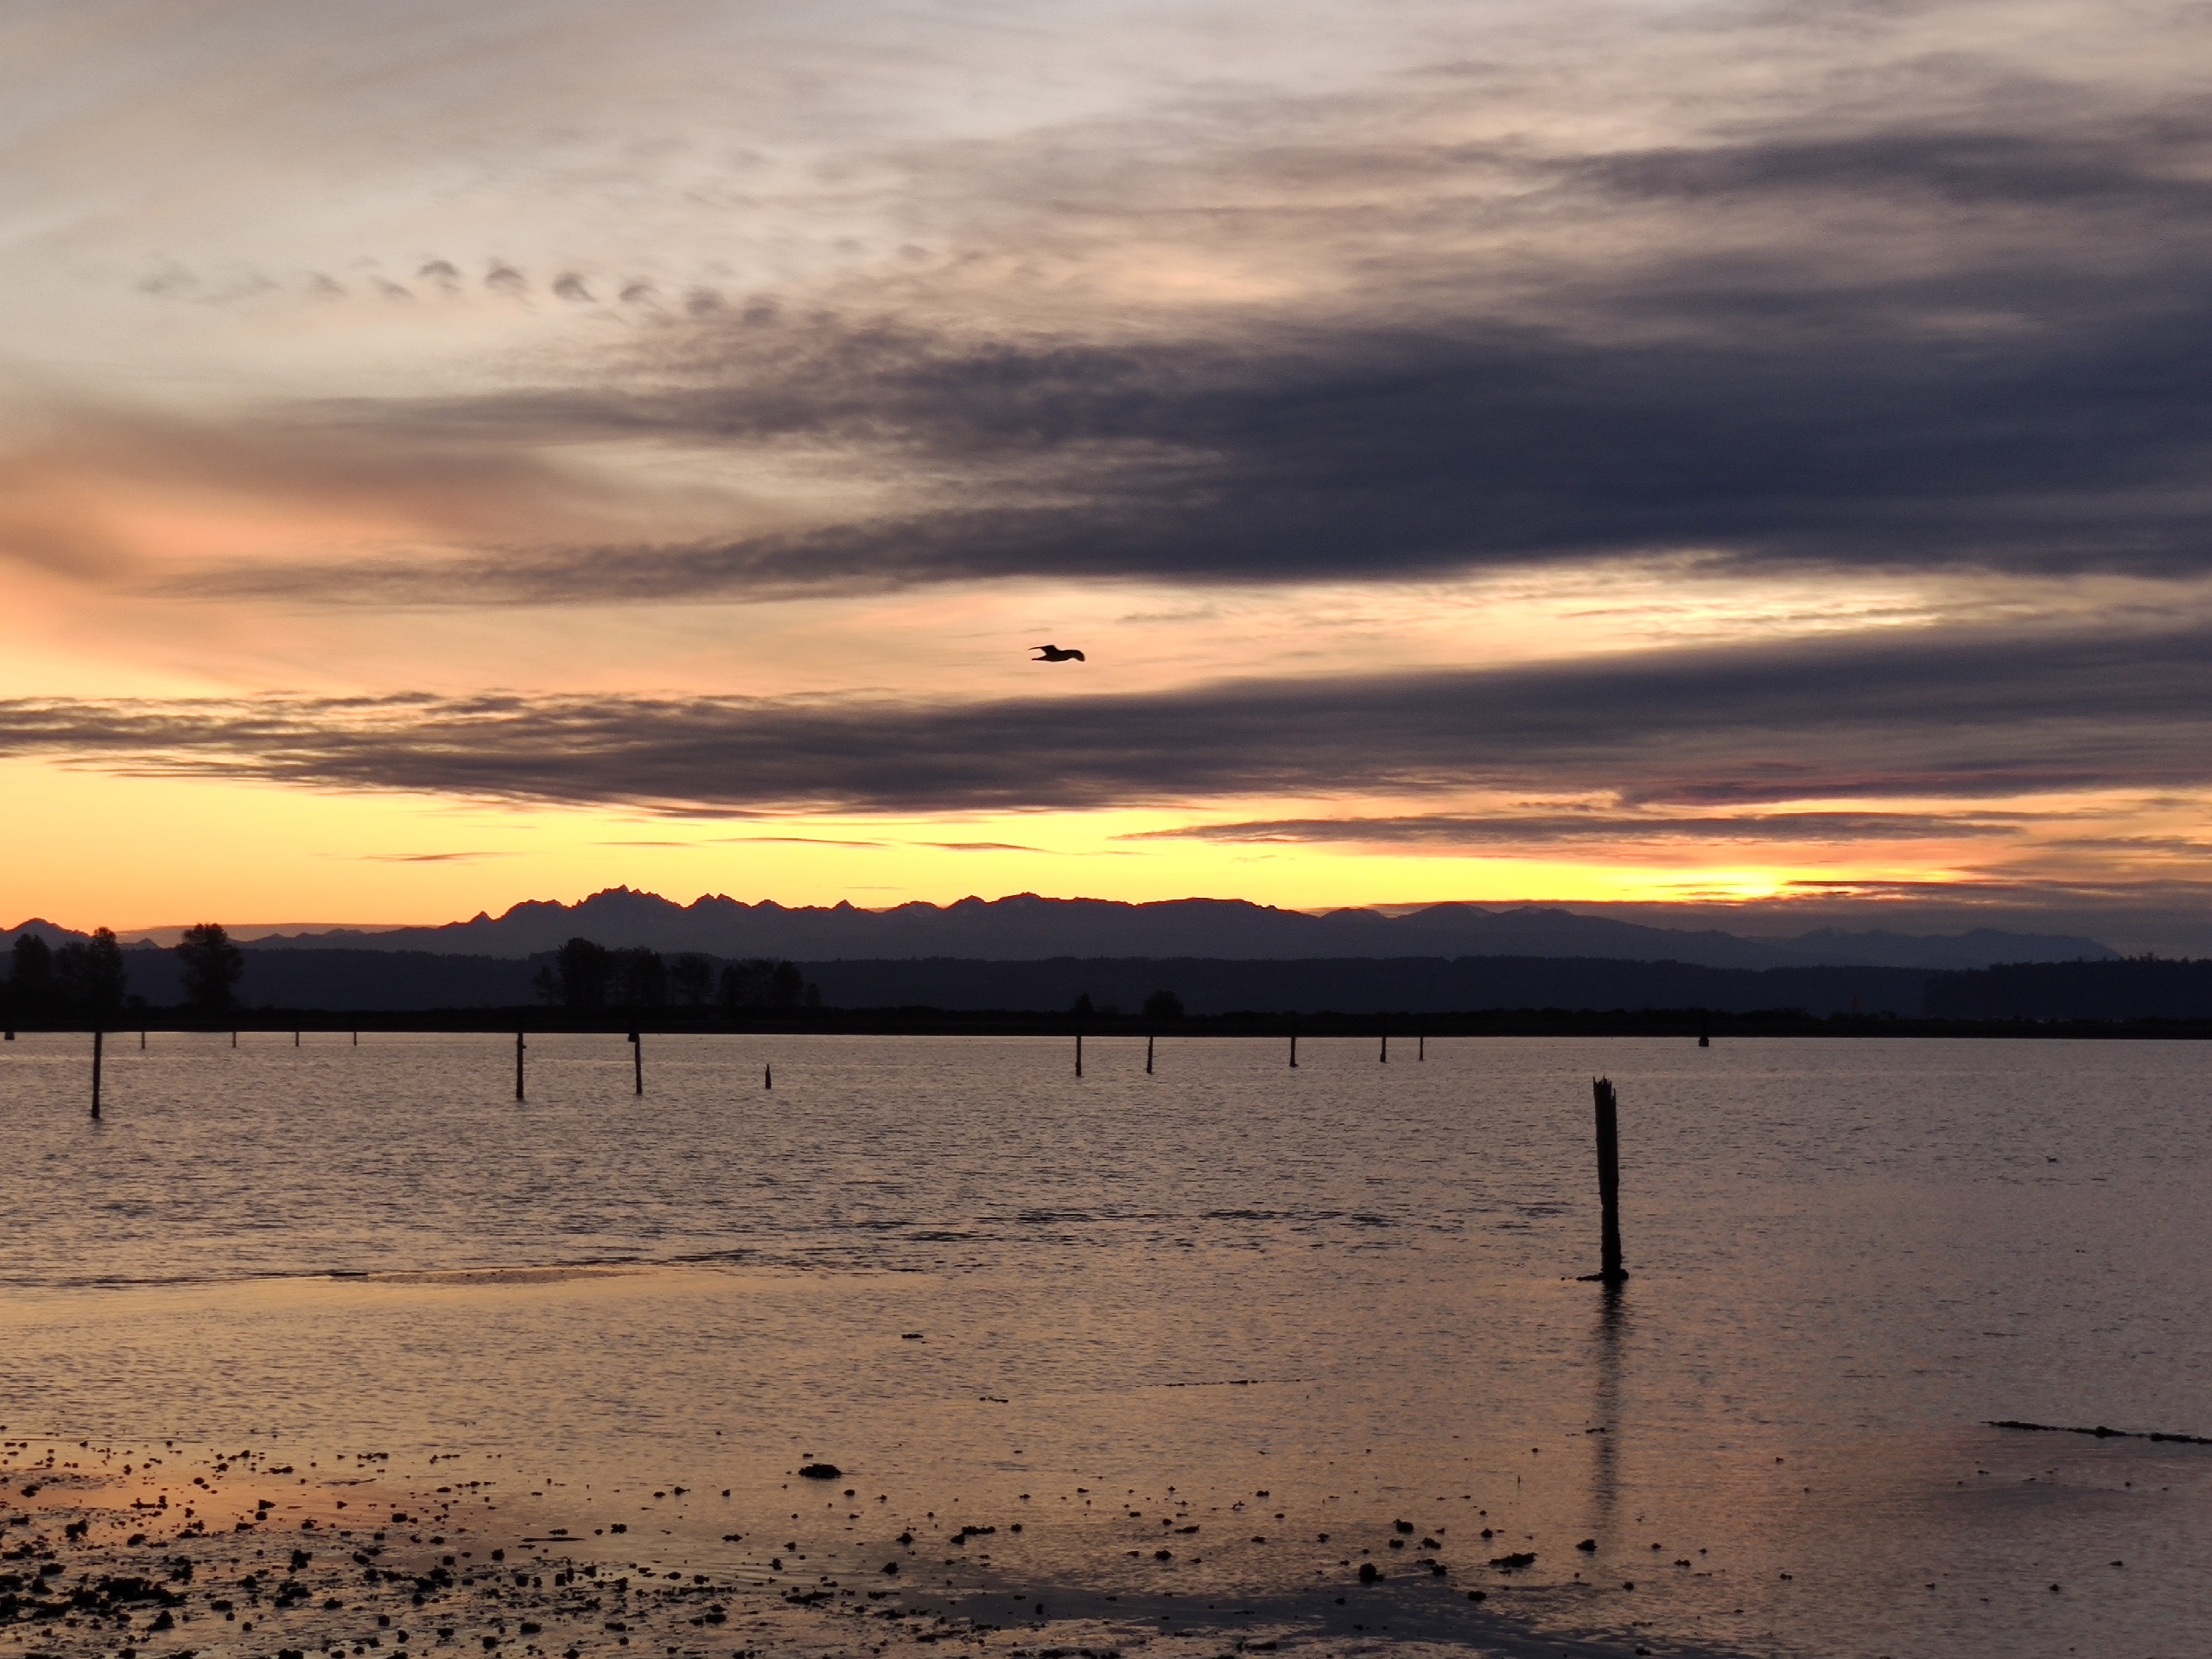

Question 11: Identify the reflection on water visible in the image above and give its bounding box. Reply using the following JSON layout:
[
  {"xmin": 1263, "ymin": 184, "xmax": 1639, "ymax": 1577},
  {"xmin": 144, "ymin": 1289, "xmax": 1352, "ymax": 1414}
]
[
  {"xmin": 2, "ymin": 1033, "xmax": 2209, "ymax": 1656},
  {"xmin": 1589, "ymin": 1284, "xmax": 1625, "ymax": 1531}
]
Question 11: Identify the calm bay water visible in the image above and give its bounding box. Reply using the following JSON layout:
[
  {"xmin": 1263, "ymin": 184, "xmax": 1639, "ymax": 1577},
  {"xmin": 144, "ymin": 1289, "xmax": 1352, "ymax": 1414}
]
[{"xmin": 2, "ymin": 1033, "xmax": 2207, "ymax": 1657}]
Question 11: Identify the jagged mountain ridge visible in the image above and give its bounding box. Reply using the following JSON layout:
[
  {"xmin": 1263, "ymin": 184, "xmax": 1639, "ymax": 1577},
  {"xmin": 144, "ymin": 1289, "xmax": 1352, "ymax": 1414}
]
[{"xmin": 7, "ymin": 887, "xmax": 2113, "ymax": 971}]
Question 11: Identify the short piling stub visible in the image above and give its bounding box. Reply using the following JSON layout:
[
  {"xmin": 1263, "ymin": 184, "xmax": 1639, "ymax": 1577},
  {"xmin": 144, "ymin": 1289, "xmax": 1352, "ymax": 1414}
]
[
  {"xmin": 1418, "ymin": 1032, "xmax": 1425, "ymax": 1062},
  {"xmin": 1289, "ymin": 1014, "xmax": 1299, "ymax": 1069},
  {"xmin": 90, "ymin": 1030, "xmax": 104, "ymax": 1121},
  {"xmin": 1146, "ymin": 1032, "xmax": 1154, "ymax": 1075},
  {"xmin": 1075, "ymin": 1028, "xmax": 1084, "ymax": 1078},
  {"xmin": 1582, "ymin": 1076, "xmax": 1628, "ymax": 1284},
  {"xmin": 514, "ymin": 1031, "xmax": 526, "ymax": 1102},
  {"xmin": 765, "ymin": 1061, "xmax": 772, "ymax": 1090},
  {"xmin": 1379, "ymin": 1021, "xmax": 1388, "ymax": 1064},
  {"xmin": 294, "ymin": 1030, "xmax": 300, "ymax": 1047},
  {"xmin": 629, "ymin": 1029, "xmax": 643, "ymax": 1096},
  {"xmin": 140, "ymin": 1029, "xmax": 146, "ymax": 1050}
]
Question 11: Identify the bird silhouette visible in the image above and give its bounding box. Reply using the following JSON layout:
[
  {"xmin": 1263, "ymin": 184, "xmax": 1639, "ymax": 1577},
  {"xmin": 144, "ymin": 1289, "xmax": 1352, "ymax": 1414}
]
[{"xmin": 1030, "ymin": 644, "xmax": 1086, "ymax": 662}]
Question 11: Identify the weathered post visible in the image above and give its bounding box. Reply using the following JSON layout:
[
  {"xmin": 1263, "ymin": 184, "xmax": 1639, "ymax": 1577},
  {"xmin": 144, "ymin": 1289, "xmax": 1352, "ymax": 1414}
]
[
  {"xmin": 1146, "ymin": 1033, "xmax": 1154, "ymax": 1075},
  {"xmin": 630, "ymin": 1030, "xmax": 643, "ymax": 1096},
  {"xmin": 294, "ymin": 1031, "xmax": 300, "ymax": 1047},
  {"xmin": 1289, "ymin": 1014, "xmax": 1299, "ymax": 1069},
  {"xmin": 231, "ymin": 1031, "xmax": 238, "ymax": 1048},
  {"xmin": 1075, "ymin": 1029, "xmax": 1084, "ymax": 1078},
  {"xmin": 514, "ymin": 1031, "xmax": 525, "ymax": 1102},
  {"xmin": 765, "ymin": 1062, "xmax": 772, "ymax": 1090},
  {"xmin": 140, "ymin": 1030, "xmax": 146, "ymax": 1050},
  {"xmin": 1379, "ymin": 1027, "xmax": 1388, "ymax": 1064},
  {"xmin": 91, "ymin": 1030, "xmax": 104, "ymax": 1120},
  {"xmin": 1418, "ymin": 1032, "xmax": 1425, "ymax": 1062},
  {"xmin": 1590, "ymin": 1077, "xmax": 1627, "ymax": 1284},
  {"xmin": 352, "ymin": 1031, "xmax": 359, "ymax": 1046}
]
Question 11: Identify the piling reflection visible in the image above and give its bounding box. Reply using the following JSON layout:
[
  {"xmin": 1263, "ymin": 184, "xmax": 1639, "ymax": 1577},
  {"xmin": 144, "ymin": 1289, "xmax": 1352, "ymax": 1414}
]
[{"xmin": 1590, "ymin": 1280, "xmax": 1627, "ymax": 1528}]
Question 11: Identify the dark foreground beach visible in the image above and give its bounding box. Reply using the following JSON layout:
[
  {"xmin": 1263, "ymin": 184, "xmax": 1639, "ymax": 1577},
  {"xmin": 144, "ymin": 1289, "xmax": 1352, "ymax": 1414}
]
[{"xmin": 1, "ymin": 1435, "xmax": 1707, "ymax": 1659}]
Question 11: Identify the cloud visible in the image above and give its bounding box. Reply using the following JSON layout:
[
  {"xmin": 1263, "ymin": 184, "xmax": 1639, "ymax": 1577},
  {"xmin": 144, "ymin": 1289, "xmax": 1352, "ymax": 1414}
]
[
  {"xmin": 173, "ymin": 226, "xmax": 2212, "ymax": 603},
  {"xmin": 29, "ymin": 15, "xmax": 2212, "ymax": 609},
  {"xmin": 1125, "ymin": 811, "xmax": 2013, "ymax": 849},
  {"xmin": 1, "ymin": 622, "xmax": 2208, "ymax": 817},
  {"xmin": 356, "ymin": 850, "xmax": 512, "ymax": 861}
]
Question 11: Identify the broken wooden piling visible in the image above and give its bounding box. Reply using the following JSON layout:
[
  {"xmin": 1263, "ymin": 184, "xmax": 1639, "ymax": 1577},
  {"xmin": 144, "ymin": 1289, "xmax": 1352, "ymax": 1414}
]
[{"xmin": 1588, "ymin": 1077, "xmax": 1627, "ymax": 1284}]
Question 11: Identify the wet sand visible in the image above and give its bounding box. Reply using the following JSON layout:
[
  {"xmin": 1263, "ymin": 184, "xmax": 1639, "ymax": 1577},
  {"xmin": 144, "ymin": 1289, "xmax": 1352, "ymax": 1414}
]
[{"xmin": 0, "ymin": 1441, "xmax": 1691, "ymax": 1659}]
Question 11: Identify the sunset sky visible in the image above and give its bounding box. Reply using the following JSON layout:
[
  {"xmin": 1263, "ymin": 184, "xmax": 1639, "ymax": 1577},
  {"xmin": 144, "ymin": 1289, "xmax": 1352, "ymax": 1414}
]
[{"xmin": 5, "ymin": 0, "xmax": 2211, "ymax": 945}]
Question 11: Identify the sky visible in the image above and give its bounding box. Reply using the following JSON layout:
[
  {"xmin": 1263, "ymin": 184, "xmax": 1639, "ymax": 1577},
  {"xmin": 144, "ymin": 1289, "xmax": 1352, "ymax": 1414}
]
[{"xmin": 4, "ymin": 0, "xmax": 2212, "ymax": 945}]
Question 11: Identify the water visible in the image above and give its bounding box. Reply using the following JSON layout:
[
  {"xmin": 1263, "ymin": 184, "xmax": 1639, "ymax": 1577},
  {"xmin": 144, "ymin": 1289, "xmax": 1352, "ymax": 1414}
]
[{"xmin": 2, "ymin": 1033, "xmax": 2208, "ymax": 1657}]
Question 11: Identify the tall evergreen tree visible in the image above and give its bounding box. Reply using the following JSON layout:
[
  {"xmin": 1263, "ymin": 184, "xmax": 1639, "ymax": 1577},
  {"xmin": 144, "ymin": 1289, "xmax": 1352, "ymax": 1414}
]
[{"xmin": 175, "ymin": 923, "xmax": 245, "ymax": 1014}]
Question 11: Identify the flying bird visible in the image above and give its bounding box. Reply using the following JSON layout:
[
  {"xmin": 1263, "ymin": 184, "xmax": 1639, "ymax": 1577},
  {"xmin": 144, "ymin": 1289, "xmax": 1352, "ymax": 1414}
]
[{"xmin": 1030, "ymin": 644, "xmax": 1086, "ymax": 662}]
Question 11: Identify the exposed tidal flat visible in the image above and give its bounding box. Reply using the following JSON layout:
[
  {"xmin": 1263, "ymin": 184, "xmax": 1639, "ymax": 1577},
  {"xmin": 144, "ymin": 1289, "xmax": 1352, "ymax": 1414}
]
[{"xmin": 1, "ymin": 1036, "xmax": 2208, "ymax": 1658}]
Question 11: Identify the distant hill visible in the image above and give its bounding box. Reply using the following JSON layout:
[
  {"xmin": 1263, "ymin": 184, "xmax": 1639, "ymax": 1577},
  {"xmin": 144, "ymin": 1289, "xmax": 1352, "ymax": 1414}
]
[
  {"xmin": 49, "ymin": 887, "xmax": 2113, "ymax": 971},
  {"xmin": 5, "ymin": 945, "xmax": 1927, "ymax": 1019},
  {"xmin": 7, "ymin": 936, "xmax": 2207, "ymax": 1019},
  {"xmin": 1923, "ymin": 957, "xmax": 2212, "ymax": 1020}
]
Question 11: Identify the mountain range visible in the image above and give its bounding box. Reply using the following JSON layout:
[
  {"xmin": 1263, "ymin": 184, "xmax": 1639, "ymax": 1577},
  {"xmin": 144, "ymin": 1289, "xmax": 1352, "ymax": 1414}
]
[{"xmin": 7, "ymin": 888, "xmax": 2117, "ymax": 971}]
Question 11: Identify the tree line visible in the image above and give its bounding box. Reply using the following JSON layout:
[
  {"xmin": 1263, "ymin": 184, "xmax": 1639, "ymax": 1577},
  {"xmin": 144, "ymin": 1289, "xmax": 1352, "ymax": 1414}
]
[
  {"xmin": 531, "ymin": 937, "xmax": 817, "ymax": 1012},
  {"xmin": 3, "ymin": 922, "xmax": 245, "ymax": 1024}
]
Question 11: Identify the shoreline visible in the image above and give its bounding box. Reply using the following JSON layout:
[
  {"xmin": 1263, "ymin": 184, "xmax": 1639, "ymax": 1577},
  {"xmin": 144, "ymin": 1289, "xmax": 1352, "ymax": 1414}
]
[{"xmin": 7, "ymin": 1014, "xmax": 2211, "ymax": 1039}]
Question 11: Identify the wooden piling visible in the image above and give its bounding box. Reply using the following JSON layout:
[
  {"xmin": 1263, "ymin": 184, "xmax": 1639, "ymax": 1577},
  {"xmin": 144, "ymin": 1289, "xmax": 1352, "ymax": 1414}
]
[
  {"xmin": 1590, "ymin": 1077, "xmax": 1627, "ymax": 1284},
  {"xmin": 1289, "ymin": 1022, "xmax": 1298, "ymax": 1069},
  {"xmin": 765, "ymin": 1062, "xmax": 772, "ymax": 1090},
  {"xmin": 231, "ymin": 1031, "xmax": 237, "ymax": 1047},
  {"xmin": 140, "ymin": 1030, "xmax": 146, "ymax": 1050},
  {"xmin": 1146, "ymin": 1033, "xmax": 1154, "ymax": 1075},
  {"xmin": 514, "ymin": 1031, "xmax": 525, "ymax": 1102},
  {"xmin": 630, "ymin": 1030, "xmax": 643, "ymax": 1096},
  {"xmin": 1075, "ymin": 1030, "xmax": 1084, "ymax": 1078},
  {"xmin": 294, "ymin": 1031, "xmax": 300, "ymax": 1047},
  {"xmin": 91, "ymin": 1030, "xmax": 103, "ymax": 1120},
  {"xmin": 1418, "ymin": 1033, "xmax": 1425, "ymax": 1062},
  {"xmin": 1380, "ymin": 1029, "xmax": 1389, "ymax": 1064}
]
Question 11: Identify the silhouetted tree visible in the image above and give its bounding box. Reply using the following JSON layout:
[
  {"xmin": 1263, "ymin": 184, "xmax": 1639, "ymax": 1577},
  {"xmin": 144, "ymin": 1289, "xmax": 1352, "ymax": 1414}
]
[
  {"xmin": 1142, "ymin": 988, "xmax": 1184, "ymax": 1022},
  {"xmin": 717, "ymin": 958, "xmax": 805, "ymax": 1010},
  {"xmin": 1070, "ymin": 992, "xmax": 1096, "ymax": 1017},
  {"xmin": 7, "ymin": 933, "xmax": 55, "ymax": 1022},
  {"xmin": 552, "ymin": 938, "xmax": 615, "ymax": 1009},
  {"xmin": 55, "ymin": 928, "xmax": 128, "ymax": 1024},
  {"xmin": 614, "ymin": 947, "xmax": 668, "ymax": 1009},
  {"xmin": 670, "ymin": 953, "xmax": 715, "ymax": 1007},
  {"xmin": 175, "ymin": 923, "xmax": 245, "ymax": 1015}
]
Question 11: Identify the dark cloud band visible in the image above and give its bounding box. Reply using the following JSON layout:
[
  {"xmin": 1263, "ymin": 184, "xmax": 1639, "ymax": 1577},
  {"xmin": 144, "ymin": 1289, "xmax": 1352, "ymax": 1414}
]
[{"xmin": 3, "ymin": 624, "xmax": 2208, "ymax": 816}]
